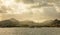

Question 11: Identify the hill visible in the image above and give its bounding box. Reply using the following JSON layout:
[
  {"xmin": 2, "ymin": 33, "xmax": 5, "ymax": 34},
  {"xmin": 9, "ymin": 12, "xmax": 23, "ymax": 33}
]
[
  {"xmin": 0, "ymin": 18, "xmax": 60, "ymax": 27},
  {"xmin": 0, "ymin": 18, "xmax": 20, "ymax": 27}
]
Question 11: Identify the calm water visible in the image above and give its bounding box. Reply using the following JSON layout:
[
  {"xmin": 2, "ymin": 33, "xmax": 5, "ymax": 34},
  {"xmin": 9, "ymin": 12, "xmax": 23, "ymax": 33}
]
[{"xmin": 0, "ymin": 27, "xmax": 60, "ymax": 35}]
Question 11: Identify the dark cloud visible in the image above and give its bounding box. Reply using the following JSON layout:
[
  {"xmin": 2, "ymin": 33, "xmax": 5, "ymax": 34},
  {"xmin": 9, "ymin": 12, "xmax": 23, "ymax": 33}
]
[
  {"xmin": 23, "ymin": 0, "xmax": 60, "ymax": 8},
  {"xmin": 23, "ymin": 0, "xmax": 34, "ymax": 4},
  {"xmin": 30, "ymin": 3, "xmax": 53, "ymax": 8}
]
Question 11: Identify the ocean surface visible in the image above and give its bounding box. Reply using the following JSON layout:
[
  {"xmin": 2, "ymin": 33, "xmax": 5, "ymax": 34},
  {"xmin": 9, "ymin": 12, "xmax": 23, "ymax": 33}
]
[{"xmin": 0, "ymin": 27, "xmax": 60, "ymax": 35}]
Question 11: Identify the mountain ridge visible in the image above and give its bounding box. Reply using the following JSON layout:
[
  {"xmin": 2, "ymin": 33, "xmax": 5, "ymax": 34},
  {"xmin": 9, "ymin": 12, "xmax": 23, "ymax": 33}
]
[{"xmin": 0, "ymin": 18, "xmax": 60, "ymax": 27}]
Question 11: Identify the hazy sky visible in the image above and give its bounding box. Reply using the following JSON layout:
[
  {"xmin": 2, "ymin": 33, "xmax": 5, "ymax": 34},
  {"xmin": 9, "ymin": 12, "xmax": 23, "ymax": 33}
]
[{"xmin": 0, "ymin": 0, "xmax": 60, "ymax": 22}]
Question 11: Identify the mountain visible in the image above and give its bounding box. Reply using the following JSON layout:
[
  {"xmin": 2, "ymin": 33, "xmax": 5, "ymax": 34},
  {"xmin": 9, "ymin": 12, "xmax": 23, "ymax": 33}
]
[
  {"xmin": 42, "ymin": 19, "xmax": 60, "ymax": 27},
  {"xmin": 0, "ymin": 19, "xmax": 41, "ymax": 27},
  {"xmin": 0, "ymin": 18, "xmax": 60, "ymax": 27},
  {"xmin": 51, "ymin": 19, "xmax": 60, "ymax": 27},
  {"xmin": 0, "ymin": 18, "xmax": 20, "ymax": 27}
]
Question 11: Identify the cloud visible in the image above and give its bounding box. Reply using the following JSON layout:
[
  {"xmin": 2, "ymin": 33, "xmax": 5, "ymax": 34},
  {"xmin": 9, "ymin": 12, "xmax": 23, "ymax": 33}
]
[
  {"xmin": 28, "ymin": 4, "xmax": 60, "ymax": 20},
  {"xmin": 0, "ymin": 0, "xmax": 60, "ymax": 22},
  {"xmin": 23, "ymin": 0, "xmax": 34, "ymax": 4}
]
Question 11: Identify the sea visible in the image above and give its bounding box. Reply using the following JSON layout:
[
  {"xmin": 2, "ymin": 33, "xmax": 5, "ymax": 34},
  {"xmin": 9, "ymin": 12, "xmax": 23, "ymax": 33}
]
[{"xmin": 0, "ymin": 27, "xmax": 60, "ymax": 35}]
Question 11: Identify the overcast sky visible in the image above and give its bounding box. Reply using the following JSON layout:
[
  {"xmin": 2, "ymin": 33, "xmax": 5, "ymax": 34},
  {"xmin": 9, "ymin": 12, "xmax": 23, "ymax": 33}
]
[{"xmin": 0, "ymin": 0, "xmax": 60, "ymax": 22}]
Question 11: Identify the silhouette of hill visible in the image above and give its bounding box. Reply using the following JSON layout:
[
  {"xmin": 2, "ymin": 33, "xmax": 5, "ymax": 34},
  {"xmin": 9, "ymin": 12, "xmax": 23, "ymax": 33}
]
[
  {"xmin": 41, "ymin": 19, "xmax": 60, "ymax": 27},
  {"xmin": 0, "ymin": 18, "xmax": 20, "ymax": 27},
  {"xmin": 51, "ymin": 19, "xmax": 60, "ymax": 27},
  {"xmin": 0, "ymin": 18, "xmax": 60, "ymax": 27}
]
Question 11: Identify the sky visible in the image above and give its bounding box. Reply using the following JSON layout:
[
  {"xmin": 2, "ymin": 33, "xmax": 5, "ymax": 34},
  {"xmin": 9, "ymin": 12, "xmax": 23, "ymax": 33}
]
[{"xmin": 0, "ymin": 0, "xmax": 60, "ymax": 22}]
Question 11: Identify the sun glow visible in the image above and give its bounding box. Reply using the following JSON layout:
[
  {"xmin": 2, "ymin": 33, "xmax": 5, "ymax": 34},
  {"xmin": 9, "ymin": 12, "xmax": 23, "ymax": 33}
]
[
  {"xmin": 1, "ymin": 0, "xmax": 14, "ymax": 6},
  {"xmin": 1, "ymin": 0, "xmax": 28, "ymax": 14}
]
